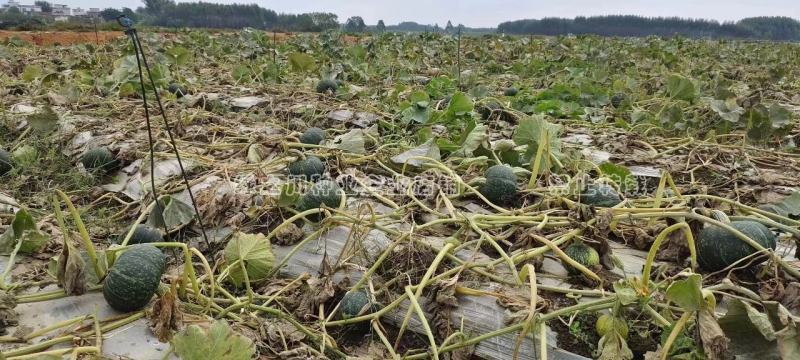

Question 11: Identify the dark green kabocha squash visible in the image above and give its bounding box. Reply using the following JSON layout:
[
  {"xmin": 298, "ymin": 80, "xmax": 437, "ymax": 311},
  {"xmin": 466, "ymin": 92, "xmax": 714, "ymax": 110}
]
[
  {"xmin": 562, "ymin": 241, "xmax": 600, "ymax": 276},
  {"xmin": 697, "ymin": 220, "xmax": 777, "ymax": 272},
  {"xmin": 503, "ymin": 87, "xmax": 519, "ymax": 96},
  {"xmin": 316, "ymin": 79, "xmax": 338, "ymax": 94},
  {"xmin": 339, "ymin": 290, "xmax": 379, "ymax": 319},
  {"xmin": 579, "ymin": 183, "xmax": 622, "ymax": 207},
  {"xmin": 167, "ymin": 83, "xmax": 188, "ymax": 98},
  {"xmin": 480, "ymin": 165, "xmax": 518, "ymax": 206},
  {"xmin": 296, "ymin": 180, "xmax": 343, "ymax": 212},
  {"xmin": 478, "ymin": 101, "xmax": 503, "ymax": 120},
  {"xmin": 611, "ymin": 93, "xmax": 626, "ymax": 108},
  {"xmin": 299, "ymin": 127, "xmax": 326, "ymax": 145},
  {"xmin": 0, "ymin": 149, "xmax": 13, "ymax": 176},
  {"xmin": 103, "ymin": 244, "xmax": 166, "ymax": 312},
  {"xmin": 80, "ymin": 147, "xmax": 118, "ymax": 173},
  {"xmin": 288, "ymin": 156, "xmax": 325, "ymax": 181},
  {"xmin": 116, "ymin": 224, "xmax": 164, "ymax": 245}
]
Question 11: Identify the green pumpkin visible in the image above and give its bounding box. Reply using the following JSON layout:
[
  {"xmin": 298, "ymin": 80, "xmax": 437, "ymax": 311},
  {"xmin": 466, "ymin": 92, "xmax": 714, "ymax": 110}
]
[
  {"xmin": 288, "ymin": 156, "xmax": 325, "ymax": 181},
  {"xmin": 611, "ymin": 93, "xmax": 626, "ymax": 108},
  {"xmin": 562, "ymin": 242, "xmax": 600, "ymax": 276},
  {"xmin": 299, "ymin": 127, "xmax": 325, "ymax": 145},
  {"xmin": 503, "ymin": 87, "xmax": 518, "ymax": 96},
  {"xmin": 116, "ymin": 224, "xmax": 164, "ymax": 245},
  {"xmin": 80, "ymin": 147, "xmax": 118, "ymax": 173},
  {"xmin": 480, "ymin": 165, "xmax": 518, "ymax": 206},
  {"xmin": 167, "ymin": 83, "xmax": 188, "ymax": 98},
  {"xmin": 296, "ymin": 180, "xmax": 343, "ymax": 212},
  {"xmin": 103, "ymin": 244, "xmax": 166, "ymax": 312},
  {"xmin": 0, "ymin": 149, "xmax": 13, "ymax": 176},
  {"xmin": 697, "ymin": 220, "xmax": 777, "ymax": 272},
  {"xmin": 339, "ymin": 290, "xmax": 378, "ymax": 319},
  {"xmin": 316, "ymin": 79, "xmax": 338, "ymax": 94},
  {"xmin": 579, "ymin": 183, "xmax": 622, "ymax": 207}
]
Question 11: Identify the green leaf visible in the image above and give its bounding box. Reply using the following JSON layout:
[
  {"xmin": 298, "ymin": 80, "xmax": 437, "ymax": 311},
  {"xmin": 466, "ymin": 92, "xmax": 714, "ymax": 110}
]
[
  {"xmin": 390, "ymin": 139, "xmax": 441, "ymax": 167},
  {"xmin": 446, "ymin": 91, "xmax": 473, "ymax": 117},
  {"xmin": 745, "ymin": 104, "xmax": 773, "ymax": 142},
  {"xmin": 452, "ymin": 123, "xmax": 488, "ymax": 157},
  {"xmin": 710, "ymin": 98, "xmax": 744, "ymax": 123},
  {"xmin": 666, "ymin": 274, "xmax": 704, "ymax": 312},
  {"xmin": 172, "ymin": 320, "xmax": 255, "ymax": 360},
  {"xmin": 612, "ymin": 281, "xmax": 638, "ymax": 306},
  {"xmin": 21, "ymin": 65, "xmax": 43, "ymax": 82},
  {"xmin": 598, "ymin": 162, "xmax": 636, "ymax": 194},
  {"xmin": 231, "ymin": 65, "xmax": 251, "ymax": 82},
  {"xmin": 147, "ymin": 196, "xmax": 196, "ymax": 232},
  {"xmin": 26, "ymin": 106, "xmax": 59, "ymax": 134},
  {"xmin": 333, "ymin": 129, "xmax": 366, "ymax": 154},
  {"xmin": 224, "ymin": 232, "xmax": 275, "ymax": 287},
  {"xmin": 402, "ymin": 103, "xmax": 431, "ymax": 124},
  {"xmin": 277, "ymin": 183, "xmax": 300, "ymax": 207},
  {"xmin": 666, "ymin": 74, "xmax": 696, "ymax": 102},
  {"xmin": 165, "ymin": 46, "xmax": 191, "ymax": 66},
  {"xmin": 287, "ymin": 52, "xmax": 316, "ymax": 73},
  {"xmin": 347, "ymin": 45, "xmax": 366, "ymax": 62},
  {"xmin": 768, "ymin": 103, "xmax": 792, "ymax": 129},
  {"xmin": 0, "ymin": 209, "xmax": 50, "ymax": 255}
]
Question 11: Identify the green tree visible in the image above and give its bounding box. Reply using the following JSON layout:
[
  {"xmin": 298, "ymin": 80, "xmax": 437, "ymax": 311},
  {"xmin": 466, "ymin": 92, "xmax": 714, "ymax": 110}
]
[
  {"xmin": 121, "ymin": 7, "xmax": 137, "ymax": 20},
  {"xmin": 143, "ymin": 0, "xmax": 174, "ymax": 15},
  {"xmin": 445, "ymin": 20, "xmax": 454, "ymax": 33},
  {"xmin": 376, "ymin": 19, "xmax": 386, "ymax": 33},
  {"xmin": 100, "ymin": 8, "xmax": 123, "ymax": 21},
  {"xmin": 344, "ymin": 16, "xmax": 366, "ymax": 33}
]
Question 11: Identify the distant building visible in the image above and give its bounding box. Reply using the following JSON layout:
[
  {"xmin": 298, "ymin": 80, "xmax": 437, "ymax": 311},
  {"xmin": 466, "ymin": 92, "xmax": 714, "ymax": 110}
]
[
  {"xmin": 2, "ymin": 0, "xmax": 42, "ymax": 13},
  {"xmin": 51, "ymin": 3, "xmax": 70, "ymax": 16},
  {"xmin": 1, "ymin": 1, "xmax": 101, "ymax": 17}
]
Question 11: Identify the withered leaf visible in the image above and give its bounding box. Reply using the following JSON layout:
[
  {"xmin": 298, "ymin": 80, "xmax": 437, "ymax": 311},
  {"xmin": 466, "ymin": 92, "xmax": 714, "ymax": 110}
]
[
  {"xmin": 148, "ymin": 282, "xmax": 183, "ymax": 342},
  {"xmin": 56, "ymin": 240, "xmax": 87, "ymax": 296}
]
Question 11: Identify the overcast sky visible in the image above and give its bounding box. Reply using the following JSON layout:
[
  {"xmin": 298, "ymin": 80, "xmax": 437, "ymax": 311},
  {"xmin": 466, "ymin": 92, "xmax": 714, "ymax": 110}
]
[{"xmin": 56, "ymin": 0, "xmax": 800, "ymax": 27}]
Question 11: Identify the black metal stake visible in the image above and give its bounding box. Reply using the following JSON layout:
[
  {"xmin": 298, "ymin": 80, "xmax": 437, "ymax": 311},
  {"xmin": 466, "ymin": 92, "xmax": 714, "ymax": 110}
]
[{"xmin": 118, "ymin": 15, "xmax": 211, "ymax": 248}]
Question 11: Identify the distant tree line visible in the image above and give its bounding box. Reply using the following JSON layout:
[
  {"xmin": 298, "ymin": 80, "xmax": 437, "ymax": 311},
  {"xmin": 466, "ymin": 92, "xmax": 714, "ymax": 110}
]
[
  {"xmin": 497, "ymin": 15, "xmax": 800, "ymax": 41},
  {"xmin": 140, "ymin": 0, "xmax": 339, "ymax": 31}
]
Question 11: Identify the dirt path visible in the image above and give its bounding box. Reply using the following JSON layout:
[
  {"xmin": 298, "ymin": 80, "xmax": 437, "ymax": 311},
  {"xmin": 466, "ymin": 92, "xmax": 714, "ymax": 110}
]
[{"xmin": 0, "ymin": 30, "xmax": 125, "ymax": 46}]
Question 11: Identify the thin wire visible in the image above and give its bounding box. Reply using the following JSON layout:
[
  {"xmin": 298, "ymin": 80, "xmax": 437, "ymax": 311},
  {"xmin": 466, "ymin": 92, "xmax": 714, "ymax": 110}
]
[
  {"xmin": 128, "ymin": 29, "xmax": 169, "ymax": 239},
  {"xmin": 132, "ymin": 30, "xmax": 211, "ymax": 248}
]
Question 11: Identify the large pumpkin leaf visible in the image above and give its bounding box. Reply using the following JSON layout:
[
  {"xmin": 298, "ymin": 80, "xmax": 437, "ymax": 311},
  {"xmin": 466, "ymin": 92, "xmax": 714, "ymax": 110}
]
[
  {"xmin": 710, "ymin": 98, "xmax": 744, "ymax": 123},
  {"xmin": 666, "ymin": 74, "xmax": 696, "ymax": 102},
  {"xmin": 332, "ymin": 129, "xmax": 366, "ymax": 154},
  {"xmin": 224, "ymin": 232, "xmax": 274, "ymax": 287},
  {"xmin": 165, "ymin": 46, "xmax": 191, "ymax": 66},
  {"xmin": 288, "ymin": 52, "xmax": 316, "ymax": 73},
  {"xmin": 391, "ymin": 139, "xmax": 441, "ymax": 167},
  {"xmin": 0, "ymin": 209, "xmax": 50, "ymax": 255},
  {"xmin": 665, "ymin": 274, "xmax": 704, "ymax": 312},
  {"xmin": 147, "ymin": 196, "xmax": 196, "ymax": 232},
  {"xmin": 445, "ymin": 91, "xmax": 473, "ymax": 117},
  {"xmin": 172, "ymin": 321, "xmax": 255, "ymax": 360},
  {"xmin": 21, "ymin": 65, "xmax": 43, "ymax": 82}
]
